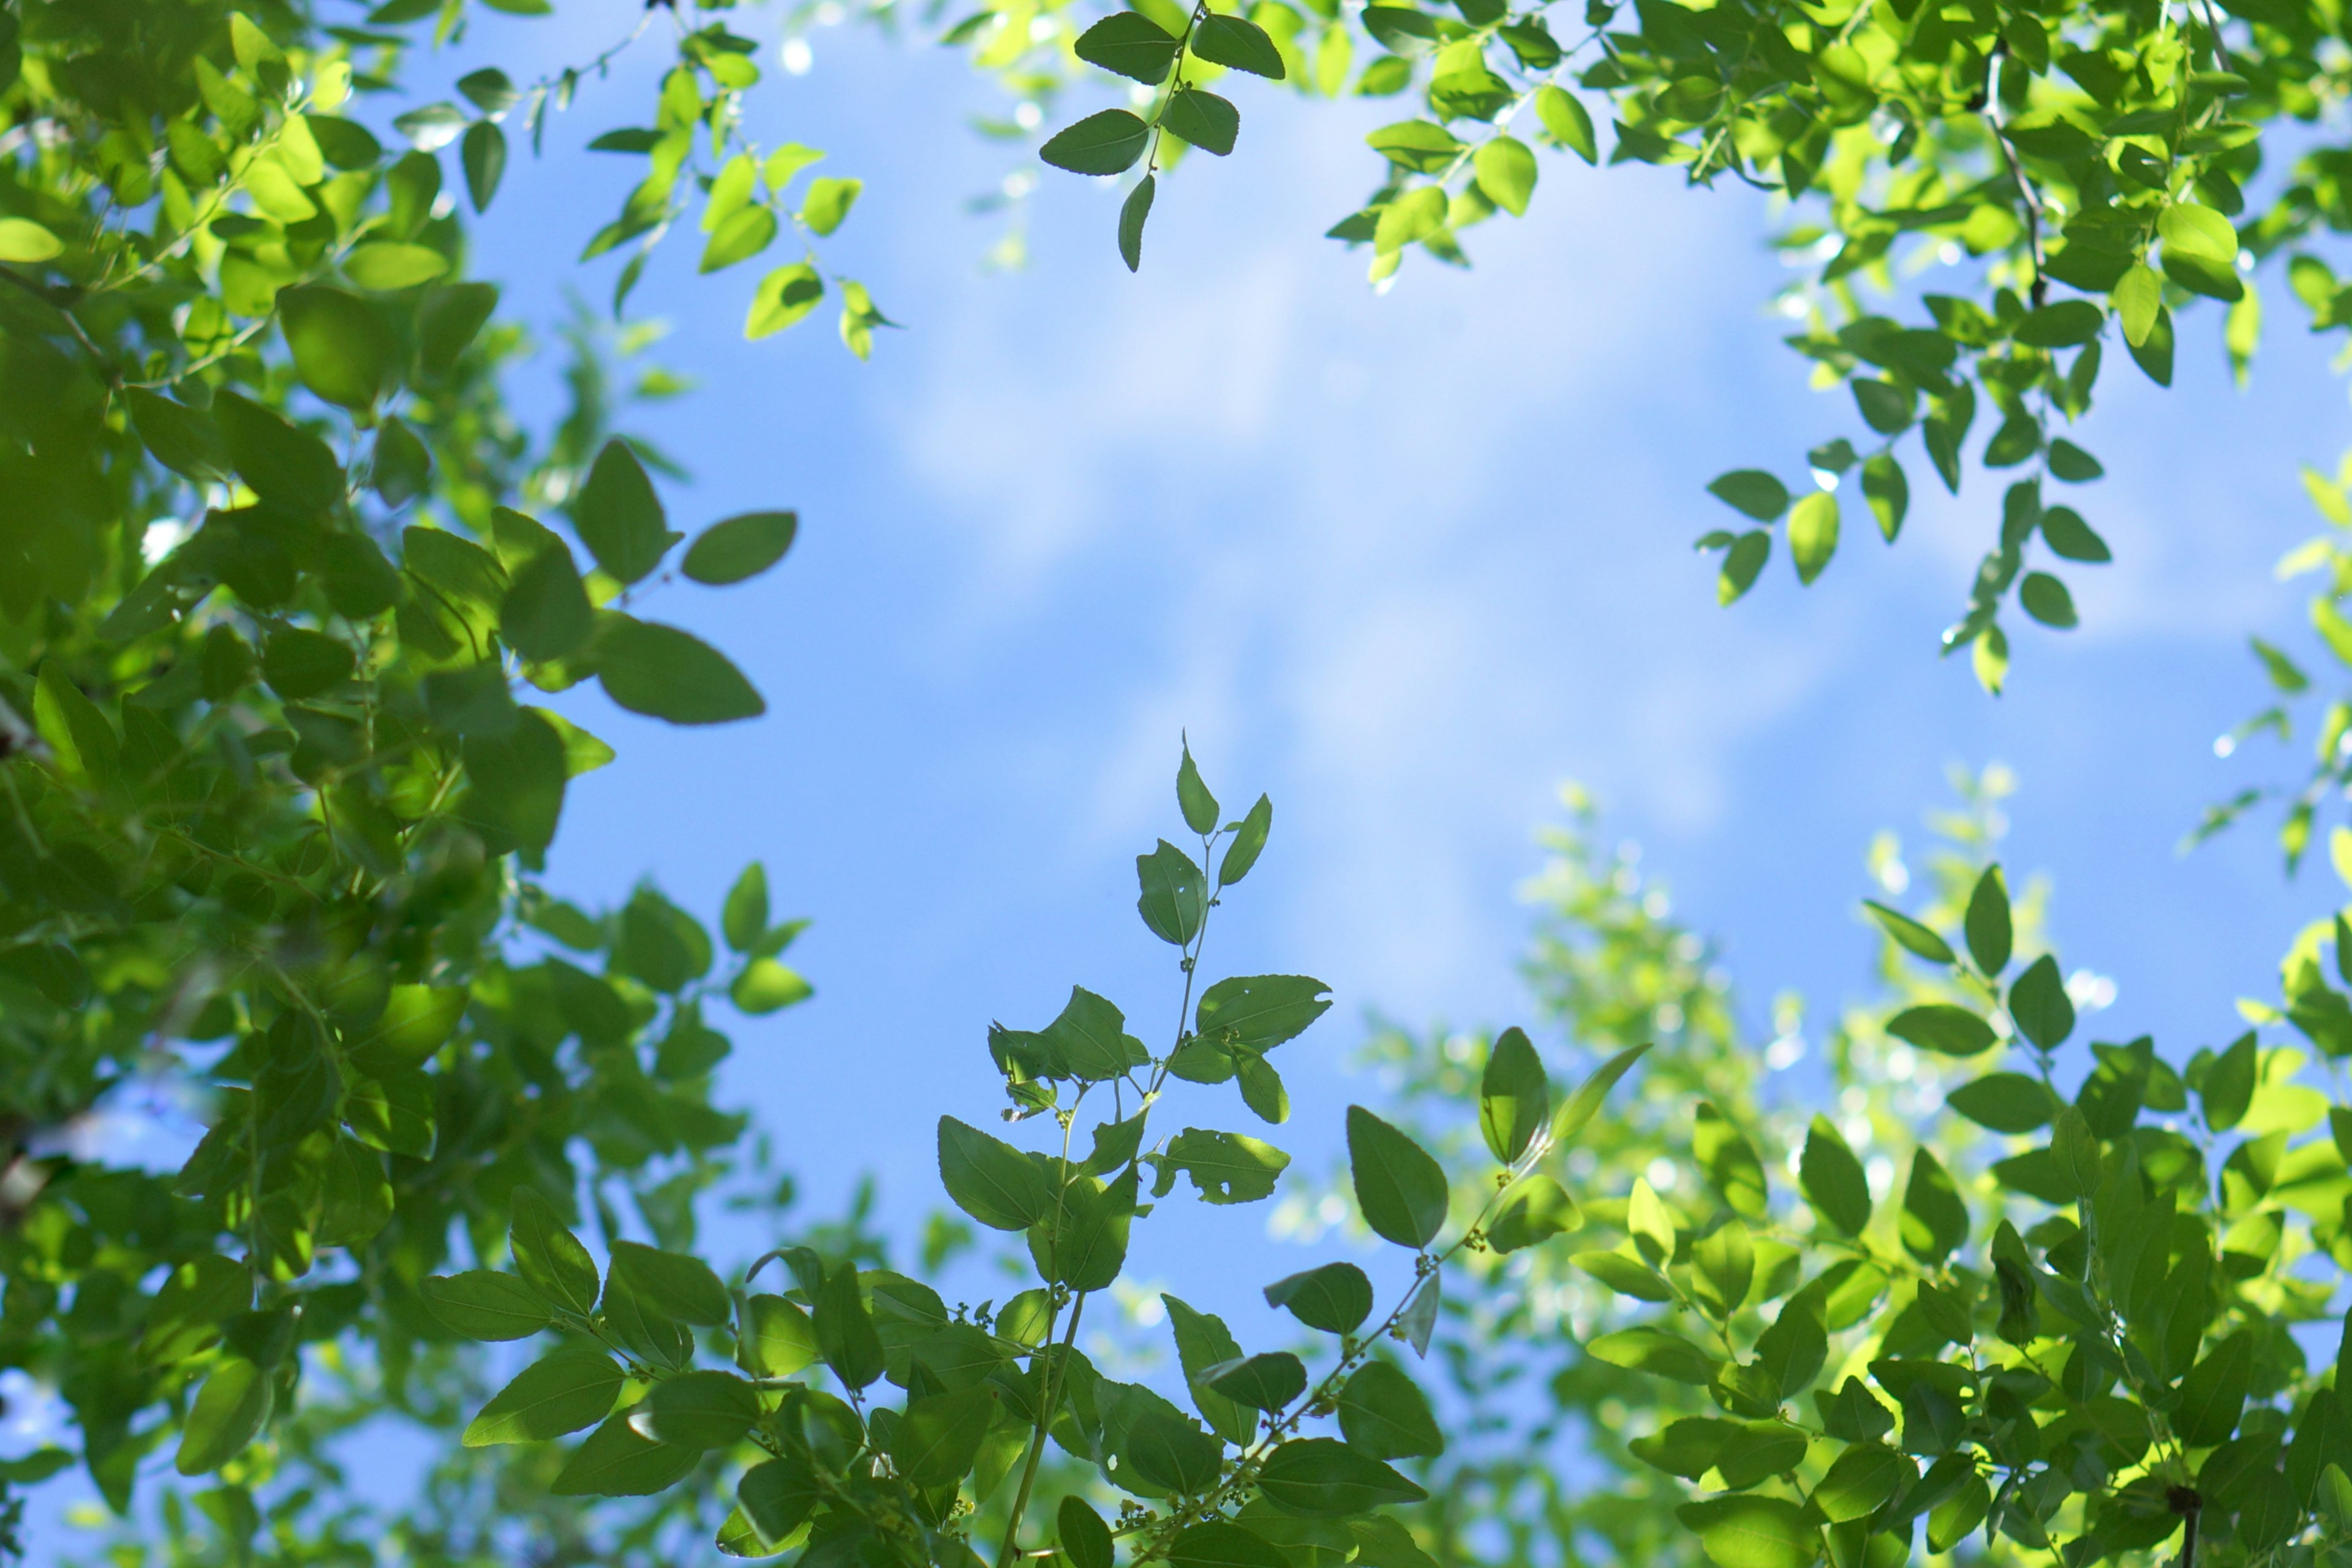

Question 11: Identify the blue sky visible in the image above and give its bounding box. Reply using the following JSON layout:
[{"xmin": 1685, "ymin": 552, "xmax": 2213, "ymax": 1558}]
[{"xmin": 26, "ymin": 0, "xmax": 2352, "ymax": 1541}]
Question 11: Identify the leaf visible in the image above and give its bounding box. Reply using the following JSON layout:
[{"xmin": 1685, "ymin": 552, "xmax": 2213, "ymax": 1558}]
[
  {"xmin": 595, "ymin": 618, "xmax": 765, "ymax": 725},
  {"xmin": 1163, "ymin": 1294, "xmax": 1255, "ymax": 1443},
  {"xmin": 1041, "ymin": 110, "xmax": 1150, "ymax": 175},
  {"xmin": 127, "ymin": 389, "xmax": 230, "ymax": 481},
  {"xmin": 799, "ymin": 176, "xmax": 861, "ymax": 236},
  {"xmin": 461, "ymin": 119, "xmax": 505, "ymax": 211},
  {"xmin": 140, "ymin": 1256, "xmax": 252, "ymax": 1363},
  {"xmin": 1205, "ymin": 1352, "xmax": 1307, "ymax": 1412},
  {"xmin": 1164, "ymin": 89, "xmax": 1238, "ymax": 156},
  {"xmin": 1885, "ymin": 1004, "xmax": 1996, "ymax": 1057},
  {"xmin": 937, "ymin": 1115, "xmax": 1050, "ymax": 1230},
  {"xmin": 815, "ymin": 1265, "xmax": 886, "ymax": 1390},
  {"xmin": 1787, "ymin": 491, "xmax": 1839, "ymax": 584},
  {"xmin": 1061, "ymin": 1499, "xmax": 1115, "ymax": 1568},
  {"xmin": 1946, "ymin": 1072, "xmax": 2058, "ymax": 1133},
  {"xmin": 731, "ymin": 958, "xmax": 812, "ymax": 1014},
  {"xmin": 0, "ymin": 217, "xmax": 63, "ymax": 263},
  {"xmin": 175, "ymin": 1358, "xmax": 273, "ymax": 1475},
  {"xmin": 1572, "ymin": 1250, "xmax": 1673, "ymax": 1301},
  {"xmin": 2203, "ymin": 1030, "xmax": 2258, "ymax": 1131},
  {"xmin": 1694, "ymin": 1102, "xmax": 1768, "ymax": 1217},
  {"xmin": 1075, "ymin": 12, "xmax": 1182, "ymax": 83},
  {"xmin": 701, "ymin": 205, "xmax": 778, "ymax": 273},
  {"xmin": 2040, "ymin": 508, "xmax": 2110, "ymax": 562},
  {"xmin": 551, "ymin": 1414, "xmax": 701, "ymax": 1497},
  {"xmin": 893, "ymin": 1385, "xmax": 998, "ymax": 1485},
  {"xmin": 1348, "ymin": 1105, "xmax": 1449, "ymax": 1248},
  {"xmin": 748, "ymin": 263, "xmax": 825, "ymax": 338},
  {"xmin": 1193, "ymin": 13, "xmax": 1286, "ymax": 77},
  {"xmin": 682, "ymin": 511, "xmax": 798, "ymax": 586},
  {"xmin": 1337, "ymin": 1361, "xmax": 1441, "ymax": 1457},
  {"xmin": 609, "ymin": 1241, "xmax": 732, "ymax": 1326},
  {"xmin": 1167, "ymin": 1522, "xmax": 1288, "ymax": 1568},
  {"xmin": 723, "ymin": 864, "xmax": 769, "ymax": 954},
  {"xmin": 421, "ymin": 1271, "xmax": 551, "ymax": 1340},
  {"xmin": 2176, "ymin": 1332, "xmax": 2255, "ymax": 1447},
  {"xmin": 2008, "ymin": 954, "xmax": 2075, "ymax": 1048},
  {"xmin": 1708, "ymin": 471, "xmax": 1789, "ymax": 522},
  {"xmin": 575, "ymin": 439, "xmax": 674, "ymax": 586},
  {"xmin": 1177, "ymin": 741, "xmax": 1220, "ymax": 834},
  {"xmin": 510, "ymin": 1188, "xmax": 599, "ymax": 1314},
  {"xmin": 2021, "ymin": 571, "xmax": 2078, "ymax": 628},
  {"xmin": 1367, "ymin": 121, "xmax": 1464, "ymax": 174},
  {"xmin": 464, "ymin": 1350, "xmax": 624, "ymax": 1446},
  {"xmin": 1691, "ymin": 1219, "xmax": 1753, "ymax": 1319},
  {"xmin": 1487, "ymin": 1174, "xmax": 1578, "ymax": 1253},
  {"xmin": 1472, "ymin": 135, "xmax": 1536, "ymax": 217},
  {"xmin": 1196, "ymin": 974, "xmax": 1332, "ymax": 1054},
  {"xmin": 1799, "ymin": 1116, "xmax": 1872, "ymax": 1236},
  {"xmin": 1964, "ymin": 864, "xmax": 2011, "ymax": 973},
  {"xmin": 2158, "ymin": 200, "xmax": 2245, "ymax": 301},
  {"xmin": 1219, "ymin": 795, "xmax": 1273, "ymax": 884},
  {"xmin": 262, "ymin": 628, "xmax": 355, "ymax": 699},
  {"xmin": 1534, "ymin": 85, "xmax": 1596, "ymax": 162},
  {"xmin": 344, "ymin": 241, "xmax": 450, "ymax": 289},
  {"xmin": 1262, "ymin": 1263, "xmax": 1372, "ymax": 1333},
  {"xmin": 501, "ymin": 546, "xmax": 595, "ymax": 663},
  {"xmin": 1256, "ymin": 1438, "xmax": 1427, "ymax": 1515},
  {"xmin": 1861, "ymin": 453, "xmax": 1908, "ymax": 540},
  {"xmin": 739, "ymin": 1294, "xmax": 819, "ymax": 1378},
  {"xmin": 1899, "ymin": 1150, "xmax": 1969, "ymax": 1265},
  {"xmin": 1588, "ymin": 1326, "xmax": 1723, "ymax": 1384},
  {"xmin": 1676, "ymin": 1496, "xmax": 1818, "ymax": 1568},
  {"xmin": 279, "ymin": 285, "xmax": 393, "ymax": 410},
  {"xmin": 1159, "ymin": 1128, "xmax": 1290, "ymax": 1203},
  {"xmin": 1862, "ymin": 900, "xmax": 1953, "ymax": 963},
  {"xmin": 1815, "ymin": 1444, "xmax": 1907, "ymax": 1522},
  {"xmin": 1718, "ymin": 530, "xmax": 1770, "ymax": 604},
  {"xmin": 1118, "ymin": 174, "xmax": 1156, "ymax": 271},
  {"xmin": 1123, "ymin": 1409, "xmax": 1224, "ymax": 1494},
  {"xmin": 1479, "ymin": 1026, "xmax": 1549, "ymax": 1162},
  {"xmin": 214, "ymin": 391, "xmax": 344, "ymax": 510},
  {"xmin": 738, "ymin": 1456, "xmax": 823, "ymax": 1547},
  {"xmin": 1137, "ymin": 839, "xmax": 1208, "ymax": 945}
]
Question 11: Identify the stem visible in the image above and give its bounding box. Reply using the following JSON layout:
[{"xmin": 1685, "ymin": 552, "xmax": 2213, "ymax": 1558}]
[
  {"xmin": 1981, "ymin": 44, "xmax": 2048, "ymax": 308},
  {"xmin": 995, "ymin": 1290, "xmax": 1087, "ymax": 1568}
]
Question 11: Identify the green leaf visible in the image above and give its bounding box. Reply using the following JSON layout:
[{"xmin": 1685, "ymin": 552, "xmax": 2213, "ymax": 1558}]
[
  {"xmin": 1075, "ymin": 12, "xmax": 1182, "ymax": 83},
  {"xmin": 279, "ymin": 285, "xmax": 393, "ymax": 410},
  {"xmin": 800, "ymin": 176, "xmax": 861, "ymax": 236},
  {"xmin": 594, "ymin": 617, "xmax": 765, "ymax": 725},
  {"xmin": 1572, "ymin": 1249, "xmax": 1673, "ymax": 1301},
  {"xmin": 2013, "ymin": 300, "xmax": 2103, "ymax": 347},
  {"xmin": 1030, "ymin": 1170, "xmax": 1134, "ymax": 1289},
  {"xmin": 893, "ymin": 1384, "xmax": 998, "ymax": 1485},
  {"xmin": 1718, "ymin": 530, "xmax": 1770, "ymax": 603},
  {"xmin": 1964, "ymin": 865, "xmax": 2011, "ymax": 974},
  {"xmin": 1551, "ymin": 1042, "xmax": 1649, "ymax": 1145},
  {"xmin": 422, "ymin": 1271, "xmax": 551, "ymax": 1340},
  {"xmin": 1798, "ymin": 1117, "xmax": 1871, "ymax": 1235},
  {"xmin": 510, "ymin": 1188, "xmax": 599, "ymax": 1314},
  {"xmin": 1123, "ymin": 1410, "xmax": 1225, "ymax": 1495},
  {"xmin": 262, "ymin": 628, "xmax": 355, "ymax": 699},
  {"xmin": 0, "ymin": 216, "xmax": 63, "ymax": 263},
  {"xmin": 1041, "ymin": 110, "xmax": 1150, "ymax": 174},
  {"xmin": 1707, "ymin": 470, "xmax": 1789, "ymax": 522},
  {"xmin": 739, "ymin": 1294, "xmax": 820, "ymax": 1378},
  {"xmin": 1487, "ymin": 1174, "xmax": 1579, "ymax": 1253},
  {"xmin": 1815, "ymin": 1444, "xmax": 1907, "ymax": 1522},
  {"xmin": 1694, "ymin": 1102, "xmax": 1768, "ymax": 1217},
  {"xmin": 1167, "ymin": 1523, "xmax": 1288, "ymax": 1568},
  {"xmin": 2040, "ymin": 507, "xmax": 2111, "ymax": 562},
  {"xmin": 1862, "ymin": 900, "xmax": 1953, "ymax": 963},
  {"xmin": 1061, "ymin": 1498, "xmax": 1115, "ymax": 1568},
  {"xmin": 127, "ymin": 388, "xmax": 230, "ymax": 482},
  {"xmin": 1478, "ymin": 1026, "xmax": 1549, "ymax": 1163},
  {"xmin": 1368, "ymin": 120, "xmax": 1465, "ymax": 174},
  {"xmin": 1219, "ymin": 795, "xmax": 1273, "ymax": 884},
  {"xmin": 1885, "ymin": 1004, "xmax": 1996, "ymax": 1058},
  {"xmin": 683, "ymin": 511, "xmax": 798, "ymax": 586},
  {"xmin": 1691, "ymin": 1219, "xmax": 1753, "ymax": 1319},
  {"xmin": 1676, "ymin": 1496, "xmax": 1818, "ymax": 1568},
  {"xmin": 1534, "ymin": 85, "xmax": 1596, "ymax": 162},
  {"xmin": 1158, "ymin": 1127, "xmax": 1290, "ymax": 1203},
  {"xmin": 1137, "ymin": 839, "xmax": 1208, "ymax": 945},
  {"xmin": 551, "ymin": 1413, "xmax": 701, "ymax": 1497},
  {"xmin": 464, "ymin": 1350, "xmax": 623, "ymax": 1446},
  {"xmin": 1196, "ymin": 974, "xmax": 1332, "ymax": 1053},
  {"xmin": 637, "ymin": 1369, "xmax": 760, "ymax": 1449},
  {"xmin": 214, "ymin": 390, "xmax": 344, "ymax": 510},
  {"xmin": 748, "ymin": 263, "xmax": 825, "ymax": 338},
  {"xmin": 1899, "ymin": 1149, "xmax": 1969, "ymax": 1265},
  {"xmin": 1257, "ymin": 1438, "xmax": 1427, "ymax": 1515},
  {"xmin": 1118, "ymin": 174, "xmax": 1156, "ymax": 272},
  {"xmin": 937, "ymin": 1115, "xmax": 1050, "ymax": 1230},
  {"xmin": 731, "ymin": 957, "xmax": 812, "ymax": 1014},
  {"xmin": 574, "ymin": 439, "xmax": 674, "ymax": 586},
  {"xmin": 2008, "ymin": 954, "xmax": 2075, "ymax": 1048},
  {"xmin": 1262, "ymin": 1263, "xmax": 1372, "ymax": 1333},
  {"xmin": 1348, "ymin": 1104, "xmax": 1449, "ymax": 1248},
  {"xmin": 1204, "ymin": 1352, "xmax": 1308, "ymax": 1414},
  {"xmin": 2158, "ymin": 200, "xmax": 2245, "ymax": 301},
  {"xmin": 1193, "ymin": 13, "xmax": 1286, "ymax": 77},
  {"xmin": 344, "ymin": 240, "xmax": 450, "ymax": 290},
  {"xmin": 1337, "ymin": 1360, "xmax": 1441, "ymax": 1457},
  {"xmin": 1177, "ymin": 741, "xmax": 1220, "ymax": 834},
  {"xmin": 1860, "ymin": 453, "xmax": 1907, "ymax": 540},
  {"xmin": 1588, "ymin": 1325, "xmax": 1723, "ymax": 1384},
  {"xmin": 1164, "ymin": 89, "xmax": 1238, "ymax": 156},
  {"xmin": 2176, "ymin": 1332, "xmax": 2255, "ymax": 1447},
  {"xmin": 2020, "ymin": 571, "xmax": 2078, "ymax": 628},
  {"xmin": 608, "ymin": 1241, "xmax": 731, "ymax": 1327},
  {"xmin": 461, "ymin": 119, "xmax": 505, "ymax": 210},
  {"xmin": 1165, "ymin": 1295, "xmax": 1256, "ymax": 1442},
  {"xmin": 1046, "ymin": 985, "xmax": 1147, "ymax": 1080},
  {"xmin": 701, "ymin": 204, "xmax": 778, "ymax": 272},
  {"xmin": 174, "ymin": 1357, "xmax": 273, "ymax": 1475},
  {"xmin": 815, "ymin": 1265, "xmax": 886, "ymax": 1390},
  {"xmin": 140, "ymin": 1256, "xmax": 252, "ymax": 1363},
  {"xmin": 2202, "ymin": 1030, "xmax": 2257, "ymax": 1131},
  {"xmin": 1946, "ymin": 1072, "xmax": 2057, "ymax": 1133},
  {"xmin": 501, "ymin": 546, "xmax": 595, "ymax": 663},
  {"xmin": 1472, "ymin": 135, "xmax": 1536, "ymax": 217},
  {"xmin": 737, "ymin": 1456, "xmax": 822, "ymax": 1548},
  {"xmin": 1787, "ymin": 491, "xmax": 1839, "ymax": 584},
  {"xmin": 723, "ymin": 864, "xmax": 769, "ymax": 953}
]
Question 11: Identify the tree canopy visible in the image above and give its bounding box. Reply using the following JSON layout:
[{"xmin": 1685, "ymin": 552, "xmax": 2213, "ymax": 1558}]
[{"xmin": 7, "ymin": 1, "xmax": 2352, "ymax": 1568}]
